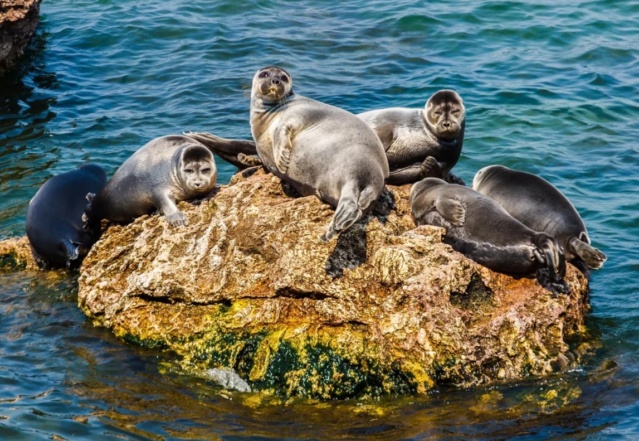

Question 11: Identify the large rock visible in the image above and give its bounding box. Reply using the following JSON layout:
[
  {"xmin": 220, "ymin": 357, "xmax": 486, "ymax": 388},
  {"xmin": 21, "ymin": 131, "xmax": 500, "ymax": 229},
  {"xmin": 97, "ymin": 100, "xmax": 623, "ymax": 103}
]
[
  {"xmin": 76, "ymin": 169, "xmax": 590, "ymax": 399},
  {"xmin": 0, "ymin": 0, "xmax": 41, "ymax": 77}
]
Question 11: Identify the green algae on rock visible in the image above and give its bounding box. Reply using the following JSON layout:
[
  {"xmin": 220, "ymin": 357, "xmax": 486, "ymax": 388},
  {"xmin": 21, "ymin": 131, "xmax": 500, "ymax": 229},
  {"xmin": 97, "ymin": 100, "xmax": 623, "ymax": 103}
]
[{"xmin": 77, "ymin": 169, "xmax": 591, "ymax": 400}]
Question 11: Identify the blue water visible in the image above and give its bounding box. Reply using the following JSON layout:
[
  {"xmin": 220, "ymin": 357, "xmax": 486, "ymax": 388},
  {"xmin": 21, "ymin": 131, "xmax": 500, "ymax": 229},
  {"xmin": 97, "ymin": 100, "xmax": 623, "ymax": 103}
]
[{"xmin": 1, "ymin": 0, "xmax": 638, "ymax": 439}]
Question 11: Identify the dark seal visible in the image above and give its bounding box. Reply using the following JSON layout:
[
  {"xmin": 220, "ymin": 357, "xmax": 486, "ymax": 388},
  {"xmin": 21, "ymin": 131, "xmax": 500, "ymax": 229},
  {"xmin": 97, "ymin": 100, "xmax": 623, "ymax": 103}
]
[
  {"xmin": 359, "ymin": 89, "xmax": 465, "ymax": 185},
  {"xmin": 472, "ymin": 165, "xmax": 606, "ymax": 272},
  {"xmin": 411, "ymin": 177, "xmax": 566, "ymax": 283},
  {"xmin": 26, "ymin": 164, "xmax": 107, "ymax": 269}
]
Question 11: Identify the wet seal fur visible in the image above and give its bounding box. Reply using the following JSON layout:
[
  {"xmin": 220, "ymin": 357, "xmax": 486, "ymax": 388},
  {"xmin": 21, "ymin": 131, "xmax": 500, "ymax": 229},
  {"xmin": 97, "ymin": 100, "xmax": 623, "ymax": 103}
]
[
  {"xmin": 411, "ymin": 177, "xmax": 567, "ymax": 287},
  {"xmin": 85, "ymin": 135, "xmax": 217, "ymax": 227},
  {"xmin": 359, "ymin": 90, "xmax": 465, "ymax": 185},
  {"xmin": 472, "ymin": 165, "xmax": 606, "ymax": 273},
  {"xmin": 26, "ymin": 164, "xmax": 107, "ymax": 269},
  {"xmin": 250, "ymin": 66, "xmax": 389, "ymax": 242}
]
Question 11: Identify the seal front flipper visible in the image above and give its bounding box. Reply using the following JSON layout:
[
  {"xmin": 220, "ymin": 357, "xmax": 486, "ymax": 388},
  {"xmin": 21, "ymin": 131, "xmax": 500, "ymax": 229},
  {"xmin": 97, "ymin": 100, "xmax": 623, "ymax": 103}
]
[
  {"xmin": 420, "ymin": 156, "xmax": 444, "ymax": 179},
  {"xmin": 386, "ymin": 164, "xmax": 426, "ymax": 185},
  {"xmin": 273, "ymin": 124, "xmax": 295, "ymax": 174},
  {"xmin": 434, "ymin": 197, "xmax": 465, "ymax": 227},
  {"xmin": 154, "ymin": 192, "xmax": 188, "ymax": 227},
  {"xmin": 567, "ymin": 236, "xmax": 606, "ymax": 269}
]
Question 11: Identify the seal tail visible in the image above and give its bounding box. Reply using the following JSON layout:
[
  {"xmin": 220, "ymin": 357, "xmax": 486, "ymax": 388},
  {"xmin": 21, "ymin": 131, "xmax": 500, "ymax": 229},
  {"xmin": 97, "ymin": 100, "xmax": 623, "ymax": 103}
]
[
  {"xmin": 532, "ymin": 233, "xmax": 566, "ymax": 283},
  {"xmin": 567, "ymin": 236, "xmax": 607, "ymax": 270}
]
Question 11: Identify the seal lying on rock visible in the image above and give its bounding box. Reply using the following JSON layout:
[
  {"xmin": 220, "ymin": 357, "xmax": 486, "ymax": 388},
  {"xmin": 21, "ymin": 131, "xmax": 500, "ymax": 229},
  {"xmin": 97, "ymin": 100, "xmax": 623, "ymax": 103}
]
[
  {"xmin": 85, "ymin": 135, "xmax": 217, "ymax": 227},
  {"xmin": 472, "ymin": 165, "xmax": 606, "ymax": 272},
  {"xmin": 411, "ymin": 177, "xmax": 566, "ymax": 283},
  {"xmin": 359, "ymin": 90, "xmax": 466, "ymax": 185},
  {"xmin": 26, "ymin": 164, "xmax": 107, "ymax": 269},
  {"xmin": 249, "ymin": 66, "xmax": 389, "ymax": 242}
]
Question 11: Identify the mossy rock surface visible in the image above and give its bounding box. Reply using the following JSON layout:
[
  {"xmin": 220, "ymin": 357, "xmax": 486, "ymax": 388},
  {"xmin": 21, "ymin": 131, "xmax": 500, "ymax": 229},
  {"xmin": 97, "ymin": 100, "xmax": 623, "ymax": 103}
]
[{"xmin": 77, "ymin": 169, "xmax": 591, "ymax": 400}]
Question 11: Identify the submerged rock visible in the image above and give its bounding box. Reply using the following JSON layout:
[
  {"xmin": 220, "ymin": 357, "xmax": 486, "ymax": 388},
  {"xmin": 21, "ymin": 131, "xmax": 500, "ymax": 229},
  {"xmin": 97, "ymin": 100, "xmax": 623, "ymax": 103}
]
[
  {"xmin": 77, "ymin": 169, "xmax": 590, "ymax": 400},
  {"xmin": 0, "ymin": 0, "xmax": 41, "ymax": 76}
]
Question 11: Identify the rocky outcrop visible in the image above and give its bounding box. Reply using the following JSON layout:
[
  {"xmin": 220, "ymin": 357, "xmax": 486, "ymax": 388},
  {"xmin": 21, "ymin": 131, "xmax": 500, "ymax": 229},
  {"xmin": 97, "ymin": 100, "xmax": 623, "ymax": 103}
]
[
  {"xmin": 76, "ymin": 169, "xmax": 591, "ymax": 399},
  {"xmin": 0, "ymin": 0, "xmax": 41, "ymax": 77},
  {"xmin": 0, "ymin": 236, "xmax": 38, "ymax": 270}
]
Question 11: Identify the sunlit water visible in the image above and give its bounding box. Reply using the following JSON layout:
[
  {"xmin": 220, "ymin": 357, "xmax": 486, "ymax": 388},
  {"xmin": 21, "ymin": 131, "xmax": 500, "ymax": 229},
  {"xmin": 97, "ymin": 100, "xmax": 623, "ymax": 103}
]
[{"xmin": 1, "ymin": 0, "xmax": 638, "ymax": 439}]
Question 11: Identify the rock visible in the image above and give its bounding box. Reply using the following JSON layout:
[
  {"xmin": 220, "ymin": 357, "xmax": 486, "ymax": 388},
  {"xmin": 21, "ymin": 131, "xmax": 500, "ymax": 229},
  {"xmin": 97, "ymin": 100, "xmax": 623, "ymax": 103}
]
[
  {"xmin": 0, "ymin": 0, "xmax": 41, "ymax": 77},
  {"xmin": 77, "ymin": 168, "xmax": 591, "ymax": 400},
  {"xmin": 0, "ymin": 236, "xmax": 38, "ymax": 270}
]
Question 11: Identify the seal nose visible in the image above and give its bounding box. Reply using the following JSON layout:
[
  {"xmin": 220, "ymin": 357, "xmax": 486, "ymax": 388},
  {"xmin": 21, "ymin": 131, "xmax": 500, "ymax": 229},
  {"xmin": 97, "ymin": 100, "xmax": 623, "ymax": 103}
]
[
  {"xmin": 442, "ymin": 120, "xmax": 451, "ymax": 129},
  {"xmin": 271, "ymin": 77, "xmax": 281, "ymax": 85}
]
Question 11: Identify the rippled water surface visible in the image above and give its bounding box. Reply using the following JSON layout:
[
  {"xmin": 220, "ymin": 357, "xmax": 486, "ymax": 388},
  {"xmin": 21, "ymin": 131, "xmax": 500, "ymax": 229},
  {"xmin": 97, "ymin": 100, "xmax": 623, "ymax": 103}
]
[{"xmin": 1, "ymin": 0, "xmax": 638, "ymax": 439}]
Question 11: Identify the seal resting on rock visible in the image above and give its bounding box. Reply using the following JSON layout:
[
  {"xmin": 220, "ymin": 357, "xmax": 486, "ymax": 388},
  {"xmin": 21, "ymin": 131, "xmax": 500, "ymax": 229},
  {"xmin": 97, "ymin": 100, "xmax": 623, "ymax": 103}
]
[
  {"xmin": 411, "ymin": 177, "xmax": 566, "ymax": 284},
  {"xmin": 249, "ymin": 66, "xmax": 389, "ymax": 242},
  {"xmin": 85, "ymin": 135, "xmax": 217, "ymax": 227},
  {"xmin": 26, "ymin": 164, "xmax": 107, "ymax": 269},
  {"xmin": 472, "ymin": 164, "xmax": 606, "ymax": 272},
  {"xmin": 359, "ymin": 90, "xmax": 465, "ymax": 185}
]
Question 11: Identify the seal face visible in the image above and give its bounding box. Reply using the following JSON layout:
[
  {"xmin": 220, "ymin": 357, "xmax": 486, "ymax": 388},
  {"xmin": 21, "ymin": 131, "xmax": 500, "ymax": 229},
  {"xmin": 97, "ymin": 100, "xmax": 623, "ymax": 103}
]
[
  {"xmin": 250, "ymin": 66, "xmax": 389, "ymax": 242},
  {"xmin": 86, "ymin": 135, "xmax": 217, "ymax": 227},
  {"xmin": 359, "ymin": 89, "xmax": 465, "ymax": 185},
  {"xmin": 410, "ymin": 177, "xmax": 566, "ymax": 282},
  {"xmin": 472, "ymin": 165, "xmax": 606, "ymax": 271},
  {"xmin": 26, "ymin": 164, "xmax": 107, "ymax": 269}
]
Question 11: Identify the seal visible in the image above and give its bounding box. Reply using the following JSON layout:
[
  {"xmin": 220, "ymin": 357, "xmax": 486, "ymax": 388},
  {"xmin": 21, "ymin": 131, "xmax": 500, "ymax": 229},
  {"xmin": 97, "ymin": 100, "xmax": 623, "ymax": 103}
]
[
  {"xmin": 250, "ymin": 66, "xmax": 389, "ymax": 241},
  {"xmin": 410, "ymin": 177, "xmax": 566, "ymax": 283},
  {"xmin": 472, "ymin": 165, "xmax": 606, "ymax": 271},
  {"xmin": 85, "ymin": 135, "xmax": 217, "ymax": 227},
  {"xmin": 359, "ymin": 89, "xmax": 465, "ymax": 185},
  {"xmin": 26, "ymin": 163, "xmax": 107, "ymax": 269}
]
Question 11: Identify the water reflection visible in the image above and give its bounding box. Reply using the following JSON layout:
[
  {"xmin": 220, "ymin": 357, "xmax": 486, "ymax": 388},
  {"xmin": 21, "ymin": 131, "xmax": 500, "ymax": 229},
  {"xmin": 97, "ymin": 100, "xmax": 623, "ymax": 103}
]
[{"xmin": 0, "ymin": 30, "xmax": 59, "ymax": 238}]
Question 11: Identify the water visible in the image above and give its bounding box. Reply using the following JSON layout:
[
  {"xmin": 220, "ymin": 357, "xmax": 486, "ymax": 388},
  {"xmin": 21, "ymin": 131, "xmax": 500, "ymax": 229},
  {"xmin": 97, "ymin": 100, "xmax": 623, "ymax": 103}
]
[{"xmin": 1, "ymin": 0, "xmax": 638, "ymax": 438}]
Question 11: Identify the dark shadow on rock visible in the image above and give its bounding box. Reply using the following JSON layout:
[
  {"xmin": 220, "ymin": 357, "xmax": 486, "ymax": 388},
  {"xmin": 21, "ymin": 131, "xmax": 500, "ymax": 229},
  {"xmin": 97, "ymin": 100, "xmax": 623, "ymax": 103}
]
[
  {"xmin": 280, "ymin": 180, "xmax": 302, "ymax": 199},
  {"xmin": 369, "ymin": 187, "xmax": 395, "ymax": 225},
  {"xmin": 325, "ymin": 222, "xmax": 368, "ymax": 279},
  {"xmin": 450, "ymin": 272, "xmax": 494, "ymax": 309}
]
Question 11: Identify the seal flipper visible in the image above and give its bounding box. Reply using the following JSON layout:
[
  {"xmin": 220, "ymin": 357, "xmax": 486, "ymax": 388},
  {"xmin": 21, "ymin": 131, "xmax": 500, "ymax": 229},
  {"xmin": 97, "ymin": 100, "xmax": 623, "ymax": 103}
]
[
  {"xmin": 273, "ymin": 124, "xmax": 294, "ymax": 174},
  {"xmin": 420, "ymin": 156, "xmax": 444, "ymax": 179},
  {"xmin": 184, "ymin": 132, "xmax": 261, "ymax": 171},
  {"xmin": 153, "ymin": 192, "xmax": 187, "ymax": 227},
  {"xmin": 62, "ymin": 240, "xmax": 81, "ymax": 269},
  {"xmin": 567, "ymin": 236, "xmax": 606, "ymax": 270},
  {"xmin": 532, "ymin": 233, "xmax": 566, "ymax": 283},
  {"xmin": 320, "ymin": 194, "xmax": 362, "ymax": 243},
  {"xmin": 434, "ymin": 197, "xmax": 465, "ymax": 227}
]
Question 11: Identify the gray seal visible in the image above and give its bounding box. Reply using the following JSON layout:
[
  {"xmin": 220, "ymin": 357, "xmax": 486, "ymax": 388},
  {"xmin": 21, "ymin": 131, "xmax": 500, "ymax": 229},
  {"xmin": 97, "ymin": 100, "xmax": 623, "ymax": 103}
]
[
  {"xmin": 250, "ymin": 66, "xmax": 389, "ymax": 241},
  {"xmin": 472, "ymin": 165, "xmax": 606, "ymax": 271},
  {"xmin": 26, "ymin": 164, "xmax": 107, "ymax": 269},
  {"xmin": 359, "ymin": 89, "xmax": 465, "ymax": 185},
  {"xmin": 411, "ymin": 177, "xmax": 566, "ymax": 283},
  {"xmin": 85, "ymin": 135, "xmax": 217, "ymax": 227}
]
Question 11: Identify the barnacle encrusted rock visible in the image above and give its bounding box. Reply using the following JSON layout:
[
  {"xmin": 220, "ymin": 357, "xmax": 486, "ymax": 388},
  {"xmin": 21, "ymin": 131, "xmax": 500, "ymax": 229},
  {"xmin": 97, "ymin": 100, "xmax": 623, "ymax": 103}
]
[{"xmin": 76, "ymin": 169, "xmax": 590, "ymax": 399}]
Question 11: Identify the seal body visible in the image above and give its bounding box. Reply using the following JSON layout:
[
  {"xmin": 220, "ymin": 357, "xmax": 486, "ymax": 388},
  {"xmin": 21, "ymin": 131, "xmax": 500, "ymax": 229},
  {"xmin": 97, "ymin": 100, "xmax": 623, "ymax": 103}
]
[
  {"xmin": 26, "ymin": 164, "xmax": 107, "ymax": 269},
  {"xmin": 250, "ymin": 66, "xmax": 389, "ymax": 241},
  {"xmin": 87, "ymin": 135, "xmax": 217, "ymax": 226},
  {"xmin": 411, "ymin": 178, "xmax": 566, "ymax": 282},
  {"xmin": 359, "ymin": 90, "xmax": 465, "ymax": 185},
  {"xmin": 472, "ymin": 165, "xmax": 606, "ymax": 270}
]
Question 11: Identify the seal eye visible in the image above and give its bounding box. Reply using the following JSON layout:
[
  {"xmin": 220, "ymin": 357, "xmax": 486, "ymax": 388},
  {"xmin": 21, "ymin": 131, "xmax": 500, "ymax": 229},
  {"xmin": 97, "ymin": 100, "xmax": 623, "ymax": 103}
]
[
  {"xmin": 280, "ymin": 75, "xmax": 289, "ymax": 83},
  {"xmin": 201, "ymin": 168, "xmax": 211, "ymax": 174},
  {"xmin": 185, "ymin": 169, "xmax": 194, "ymax": 174},
  {"xmin": 259, "ymin": 71, "xmax": 270, "ymax": 78},
  {"xmin": 451, "ymin": 109, "xmax": 461, "ymax": 116}
]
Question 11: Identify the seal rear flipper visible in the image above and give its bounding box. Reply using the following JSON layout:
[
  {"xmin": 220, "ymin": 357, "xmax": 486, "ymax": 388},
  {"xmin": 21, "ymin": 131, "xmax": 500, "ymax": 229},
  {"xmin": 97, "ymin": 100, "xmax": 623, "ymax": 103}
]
[
  {"xmin": 184, "ymin": 132, "xmax": 258, "ymax": 155},
  {"xmin": 567, "ymin": 236, "xmax": 607, "ymax": 269},
  {"xmin": 320, "ymin": 196, "xmax": 362, "ymax": 243},
  {"xmin": 533, "ymin": 233, "xmax": 566, "ymax": 283}
]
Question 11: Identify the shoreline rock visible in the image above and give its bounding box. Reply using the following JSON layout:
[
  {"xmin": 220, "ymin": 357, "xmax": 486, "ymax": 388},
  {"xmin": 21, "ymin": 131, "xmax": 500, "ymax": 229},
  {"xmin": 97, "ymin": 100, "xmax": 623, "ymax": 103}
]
[
  {"xmin": 74, "ymin": 169, "xmax": 591, "ymax": 399},
  {"xmin": 0, "ymin": 0, "xmax": 41, "ymax": 77}
]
